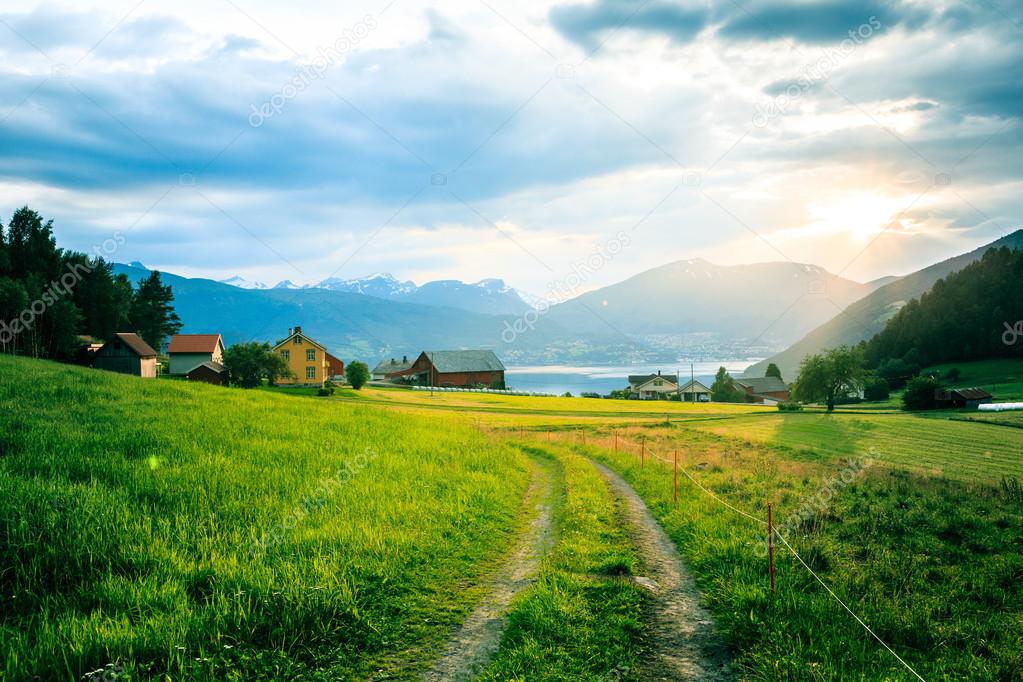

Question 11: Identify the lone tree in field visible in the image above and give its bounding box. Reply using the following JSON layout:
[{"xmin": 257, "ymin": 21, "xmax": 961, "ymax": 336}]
[
  {"xmin": 345, "ymin": 361, "xmax": 370, "ymax": 389},
  {"xmin": 129, "ymin": 270, "xmax": 182, "ymax": 352},
  {"xmin": 791, "ymin": 345, "xmax": 866, "ymax": 412},
  {"xmin": 223, "ymin": 342, "xmax": 292, "ymax": 388},
  {"xmin": 765, "ymin": 362, "xmax": 783, "ymax": 380},
  {"xmin": 711, "ymin": 366, "xmax": 747, "ymax": 403}
]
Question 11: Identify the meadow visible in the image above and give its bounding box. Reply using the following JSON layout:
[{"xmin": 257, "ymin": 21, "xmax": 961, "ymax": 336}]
[
  {"xmin": 5, "ymin": 355, "xmax": 1023, "ymax": 680},
  {"xmin": 0, "ymin": 356, "xmax": 533, "ymax": 680}
]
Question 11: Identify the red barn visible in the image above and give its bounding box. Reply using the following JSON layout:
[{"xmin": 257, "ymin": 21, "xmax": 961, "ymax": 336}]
[
  {"xmin": 392, "ymin": 350, "xmax": 505, "ymax": 388},
  {"xmin": 325, "ymin": 352, "xmax": 345, "ymax": 380}
]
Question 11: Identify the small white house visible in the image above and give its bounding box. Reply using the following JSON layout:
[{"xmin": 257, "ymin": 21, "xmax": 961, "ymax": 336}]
[
  {"xmin": 167, "ymin": 334, "xmax": 225, "ymax": 375},
  {"xmin": 678, "ymin": 378, "xmax": 712, "ymax": 402}
]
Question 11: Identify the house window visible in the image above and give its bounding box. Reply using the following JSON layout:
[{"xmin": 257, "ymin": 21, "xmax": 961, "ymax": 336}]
[
  {"xmin": 306, "ymin": 366, "xmax": 316, "ymax": 380},
  {"xmin": 293, "ymin": 336, "xmax": 301, "ymax": 344},
  {"xmin": 281, "ymin": 349, "xmax": 290, "ymax": 361},
  {"xmin": 306, "ymin": 349, "xmax": 316, "ymax": 362},
  {"xmin": 655, "ymin": 379, "xmax": 662, "ymax": 386}
]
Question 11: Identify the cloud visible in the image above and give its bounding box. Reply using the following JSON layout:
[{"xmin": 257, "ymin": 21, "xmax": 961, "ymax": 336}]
[{"xmin": 549, "ymin": 0, "xmax": 938, "ymax": 48}]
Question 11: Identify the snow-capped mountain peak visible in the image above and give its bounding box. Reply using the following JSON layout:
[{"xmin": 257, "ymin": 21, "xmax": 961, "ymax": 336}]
[{"xmin": 219, "ymin": 275, "xmax": 268, "ymax": 290}]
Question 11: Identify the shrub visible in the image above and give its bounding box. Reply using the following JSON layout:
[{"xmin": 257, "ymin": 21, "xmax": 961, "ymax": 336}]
[
  {"xmin": 777, "ymin": 401, "xmax": 803, "ymax": 411},
  {"xmin": 345, "ymin": 361, "xmax": 370, "ymax": 389},
  {"xmin": 902, "ymin": 376, "xmax": 942, "ymax": 411},
  {"xmin": 863, "ymin": 376, "xmax": 890, "ymax": 401}
]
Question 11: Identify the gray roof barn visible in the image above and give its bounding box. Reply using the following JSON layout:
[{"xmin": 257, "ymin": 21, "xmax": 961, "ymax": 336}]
[
  {"xmin": 373, "ymin": 356, "xmax": 413, "ymax": 376},
  {"xmin": 424, "ymin": 350, "xmax": 506, "ymax": 373}
]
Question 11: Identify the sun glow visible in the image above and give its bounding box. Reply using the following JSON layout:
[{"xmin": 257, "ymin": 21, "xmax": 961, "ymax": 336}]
[{"xmin": 804, "ymin": 192, "xmax": 910, "ymax": 241}]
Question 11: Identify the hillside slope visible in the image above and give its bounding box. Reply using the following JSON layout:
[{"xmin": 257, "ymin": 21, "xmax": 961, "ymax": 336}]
[
  {"xmin": 544, "ymin": 259, "xmax": 872, "ymax": 347},
  {"xmin": 745, "ymin": 229, "xmax": 1023, "ymax": 379}
]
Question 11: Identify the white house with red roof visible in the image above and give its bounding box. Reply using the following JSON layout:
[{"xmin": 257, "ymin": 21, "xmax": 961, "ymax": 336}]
[{"xmin": 167, "ymin": 334, "xmax": 225, "ymax": 375}]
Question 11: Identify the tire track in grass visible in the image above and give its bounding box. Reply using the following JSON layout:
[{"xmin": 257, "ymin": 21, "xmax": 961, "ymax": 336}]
[
  {"xmin": 594, "ymin": 462, "xmax": 734, "ymax": 681},
  {"xmin": 422, "ymin": 455, "xmax": 557, "ymax": 681}
]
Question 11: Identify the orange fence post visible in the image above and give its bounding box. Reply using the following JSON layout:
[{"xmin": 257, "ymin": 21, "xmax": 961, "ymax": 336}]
[
  {"xmin": 614, "ymin": 431, "xmax": 618, "ymax": 452},
  {"xmin": 673, "ymin": 448, "xmax": 678, "ymax": 505},
  {"xmin": 547, "ymin": 429, "xmax": 551, "ymax": 442},
  {"xmin": 641, "ymin": 440, "xmax": 645, "ymax": 467},
  {"xmin": 768, "ymin": 502, "xmax": 776, "ymax": 593}
]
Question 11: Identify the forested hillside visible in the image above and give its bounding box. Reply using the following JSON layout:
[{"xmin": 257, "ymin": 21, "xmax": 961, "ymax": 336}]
[{"xmin": 865, "ymin": 247, "xmax": 1023, "ymax": 367}]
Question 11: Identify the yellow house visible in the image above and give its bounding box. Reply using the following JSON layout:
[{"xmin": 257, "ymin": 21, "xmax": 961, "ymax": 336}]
[{"xmin": 272, "ymin": 326, "xmax": 329, "ymax": 386}]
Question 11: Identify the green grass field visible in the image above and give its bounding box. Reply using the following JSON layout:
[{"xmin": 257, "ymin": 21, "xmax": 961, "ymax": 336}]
[
  {"xmin": 0, "ymin": 356, "xmax": 532, "ymax": 680},
  {"xmin": 5, "ymin": 355, "xmax": 1023, "ymax": 680}
]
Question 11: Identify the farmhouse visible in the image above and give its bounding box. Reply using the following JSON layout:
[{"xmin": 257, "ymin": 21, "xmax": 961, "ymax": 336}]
[
  {"xmin": 735, "ymin": 376, "xmax": 789, "ymax": 403},
  {"xmin": 93, "ymin": 333, "xmax": 158, "ymax": 378},
  {"xmin": 392, "ymin": 350, "xmax": 505, "ymax": 388},
  {"xmin": 167, "ymin": 334, "xmax": 225, "ymax": 375},
  {"xmin": 186, "ymin": 361, "xmax": 227, "ymax": 386},
  {"xmin": 936, "ymin": 387, "xmax": 993, "ymax": 409},
  {"xmin": 373, "ymin": 356, "xmax": 412, "ymax": 381},
  {"xmin": 679, "ymin": 378, "xmax": 712, "ymax": 402},
  {"xmin": 628, "ymin": 371, "xmax": 677, "ymax": 400},
  {"xmin": 272, "ymin": 326, "xmax": 330, "ymax": 386}
]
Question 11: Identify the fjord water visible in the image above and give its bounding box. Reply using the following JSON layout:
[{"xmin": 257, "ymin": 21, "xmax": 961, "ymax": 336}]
[{"xmin": 504, "ymin": 360, "xmax": 760, "ymax": 396}]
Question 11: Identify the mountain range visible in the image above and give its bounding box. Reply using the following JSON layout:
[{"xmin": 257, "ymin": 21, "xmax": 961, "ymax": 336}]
[
  {"xmin": 216, "ymin": 272, "xmax": 532, "ymax": 316},
  {"xmin": 116, "ymin": 229, "xmax": 1023, "ymax": 368}
]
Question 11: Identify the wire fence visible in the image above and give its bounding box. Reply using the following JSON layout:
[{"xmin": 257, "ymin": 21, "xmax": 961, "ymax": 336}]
[{"xmin": 511, "ymin": 425, "xmax": 927, "ymax": 682}]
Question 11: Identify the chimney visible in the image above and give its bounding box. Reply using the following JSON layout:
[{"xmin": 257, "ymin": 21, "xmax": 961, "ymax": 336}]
[
  {"xmin": 390, "ymin": 358, "xmax": 395, "ymax": 364},
  {"xmin": 288, "ymin": 327, "xmax": 293, "ymax": 336},
  {"xmin": 294, "ymin": 325, "xmax": 302, "ymax": 334},
  {"xmin": 657, "ymin": 370, "xmax": 661, "ymax": 376},
  {"xmin": 403, "ymin": 355, "xmax": 407, "ymax": 363}
]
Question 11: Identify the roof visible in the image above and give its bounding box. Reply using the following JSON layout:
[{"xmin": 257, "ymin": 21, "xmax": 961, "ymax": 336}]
[
  {"xmin": 422, "ymin": 350, "xmax": 506, "ymax": 373},
  {"xmin": 167, "ymin": 334, "xmax": 223, "ymax": 354},
  {"xmin": 678, "ymin": 379, "xmax": 712, "ymax": 392},
  {"xmin": 373, "ymin": 358, "xmax": 412, "ymax": 374},
  {"xmin": 325, "ymin": 352, "xmax": 344, "ymax": 364},
  {"xmin": 110, "ymin": 333, "xmax": 157, "ymax": 358},
  {"xmin": 272, "ymin": 330, "xmax": 326, "ymax": 352},
  {"xmin": 633, "ymin": 375, "xmax": 678, "ymax": 391},
  {"xmin": 188, "ymin": 361, "xmax": 226, "ymax": 374},
  {"xmin": 951, "ymin": 387, "xmax": 992, "ymax": 400},
  {"xmin": 735, "ymin": 376, "xmax": 788, "ymax": 393},
  {"xmin": 628, "ymin": 373, "xmax": 674, "ymax": 387}
]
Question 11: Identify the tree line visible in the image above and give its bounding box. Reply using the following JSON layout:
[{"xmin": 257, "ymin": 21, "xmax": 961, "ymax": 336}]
[{"xmin": 0, "ymin": 207, "xmax": 182, "ymax": 358}]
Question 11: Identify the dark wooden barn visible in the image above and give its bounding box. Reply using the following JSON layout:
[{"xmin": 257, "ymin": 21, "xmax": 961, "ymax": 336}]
[
  {"xmin": 93, "ymin": 333, "xmax": 158, "ymax": 378},
  {"xmin": 186, "ymin": 361, "xmax": 228, "ymax": 386}
]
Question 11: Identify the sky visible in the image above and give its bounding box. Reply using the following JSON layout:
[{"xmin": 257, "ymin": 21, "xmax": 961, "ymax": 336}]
[{"xmin": 1, "ymin": 0, "xmax": 1021, "ymax": 299}]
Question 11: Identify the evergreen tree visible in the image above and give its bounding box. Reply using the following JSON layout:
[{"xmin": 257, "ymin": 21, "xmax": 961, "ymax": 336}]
[
  {"xmin": 129, "ymin": 271, "xmax": 182, "ymax": 352},
  {"xmin": 765, "ymin": 362, "xmax": 782, "ymax": 380}
]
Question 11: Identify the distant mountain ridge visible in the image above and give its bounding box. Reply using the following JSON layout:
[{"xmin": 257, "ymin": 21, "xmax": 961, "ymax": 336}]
[
  {"xmin": 744, "ymin": 229, "xmax": 1023, "ymax": 379},
  {"xmin": 212, "ymin": 271, "xmax": 532, "ymax": 316},
  {"xmin": 542, "ymin": 258, "xmax": 876, "ymax": 349}
]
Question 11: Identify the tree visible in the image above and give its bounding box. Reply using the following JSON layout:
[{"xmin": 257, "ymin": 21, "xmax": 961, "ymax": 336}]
[
  {"xmin": 345, "ymin": 361, "xmax": 370, "ymax": 389},
  {"xmin": 223, "ymin": 342, "xmax": 293, "ymax": 388},
  {"xmin": 863, "ymin": 376, "xmax": 890, "ymax": 401},
  {"xmin": 791, "ymin": 345, "xmax": 866, "ymax": 412},
  {"xmin": 765, "ymin": 363, "xmax": 783, "ymax": 380},
  {"xmin": 711, "ymin": 366, "xmax": 747, "ymax": 403},
  {"xmin": 902, "ymin": 376, "xmax": 941, "ymax": 411},
  {"xmin": 129, "ymin": 271, "xmax": 182, "ymax": 352}
]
